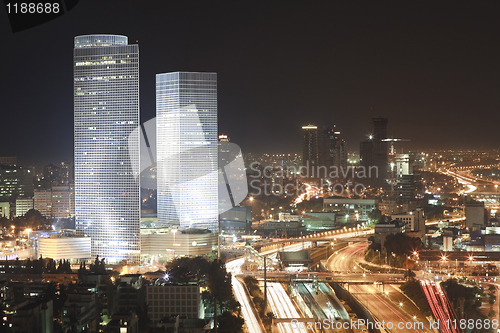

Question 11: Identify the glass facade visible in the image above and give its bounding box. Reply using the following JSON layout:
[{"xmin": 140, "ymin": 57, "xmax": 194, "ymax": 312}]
[
  {"xmin": 74, "ymin": 35, "xmax": 140, "ymax": 264},
  {"xmin": 156, "ymin": 72, "xmax": 218, "ymax": 233}
]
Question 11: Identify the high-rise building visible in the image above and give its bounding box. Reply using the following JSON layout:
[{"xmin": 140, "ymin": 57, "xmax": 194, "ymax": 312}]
[
  {"xmin": 359, "ymin": 117, "xmax": 389, "ymax": 187},
  {"xmin": 0, "ymin": 157, "xmax": 17, "ymax": 166},
  {"xmin": 318, "ymin": 125, "xmax": 347, "ymax": 177},
  {"xmin": 156, "ymin": 72, "xmax": 218, "ymax": 233},
  {"xmin": 302, "ymin": 125, "xmax": 318, "ymax": 169},
  {"xmin": 16, "ymin": 197, "xmax": 33, "ymax": 217},
  {"xmin": 34, "ymin": 189, "xmax": 52, "ymax": 218},
  {"xmin": 74, "ymin": 35, "xmax": 140, "ymax": 263},
  {"xmin": 0, "ymin": 165, "xmax": 34, "ymax": 202}
]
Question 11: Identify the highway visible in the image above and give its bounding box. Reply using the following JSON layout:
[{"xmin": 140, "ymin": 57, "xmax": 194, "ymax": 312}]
[
  {"xmin": 327, "ymin": 242, "xmax": 367, "ymax": 273},
  {"xmin": 349, "ymin": 283, "xmax": 430, "ymax": 333},
  {"xmin": 227, "ymin": 230, "xmax": 378, "ymax": 333},
  {"xmin": 267, "ymin": 282, "xmax": 308, "ymax": 333},
  {"xmin": 327, "ymin": 242, "xmax": 433, "ymax": 333},
  {"xmin": 227, "ymin": 258, "xmax": 264, "ymax": 333},
  {"xmin": 420, "ymin": 279, "xmax": 459, "ymax": 333}
]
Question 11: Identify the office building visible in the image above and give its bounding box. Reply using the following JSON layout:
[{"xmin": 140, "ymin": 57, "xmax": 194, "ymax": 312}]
[
  {"xmin": 74, "ymin": 34, "xmax": 140, "ymax": 263},
  {"xmin": 318, "ymin": 124, "xmax": 347, "ymax": 177},
  {"xmin": 359, "ymin": 117, "xmax": 389, "ymax": 187},
  {"xmin": 33, "ymin": 186, "xmax": 73, "ymax": 219},
  {"xmin": 140, "ymin": 228, "xmax": 217, "ymax": 263},
  {"xmin": 156, "ymin": 72, "xmax": 218, "ymax": 232},
  {"xmin": 146, "ymin": 282, "xmax": 203, "ymax": 323},
  {"xmin": 51, "ymin": 185, "xmax": 73, "ymax": 219},
  {"xmin": 220, "ymin": 206, "xmax": 252, "ymax": 233},
  {"xmin": 0, "ymin": 165, "xmax": 34, "ymax": 201},
  {"xmin": 391, "ymin": 208, "xmax": 425, "ymax": 240},
  {"xmin": 302, "ymin": 125, "xmax": 318, "ymax": 169},
  {"xmin": 40, "ymin": 161, "xmax": 73, "ymax": 188},
  {"xmin": 0, "ymin": 157, "xmax": 17, "ymax": 166},
  {"xmin": 34, "ymin": 189, "xmax": 52, "ymax": 218},
  {"xmin": 465, "ymin": 197, "xmax": 486, "ymax": 231},
  {"xmin": 15, "ymin": 197, "xmax": 33, "ymax": 217}
]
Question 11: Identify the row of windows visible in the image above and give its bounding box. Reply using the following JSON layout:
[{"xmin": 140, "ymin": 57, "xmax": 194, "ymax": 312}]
[
  {"xmin": 147, "ymin": 286, "xmax": 197, "ymax": 293},
  {"xmin": 150, "ymin": 306, "xmax": 198, "ymax": 314}
]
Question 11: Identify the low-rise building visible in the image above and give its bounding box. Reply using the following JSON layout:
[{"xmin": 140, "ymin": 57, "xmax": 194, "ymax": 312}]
[
  {"xmin": 301, "ymin": 212, "xmax": 336, "ymax": 231},
  {"xmin": 62, "ymin": 285, "xmax": 98, "ymax": 332},
  {"xmin": 10, "ymin": 299, "xmax": 53, "ymax": 333},
  {"xmin": 323, "ymin": 198, "xmax": 375, "ymax": 223},
  {"xmin": 30, "ymin": 231, "xmax": 91, "ymax": 261},
  {"xmin": 140, "ymin": 228, "xmax": 217, "ymax": 264},
  {"xmin": 220, "ymin": 206, "xmax": 252, "ymax": 233},
  {"xmin": 391, "ymin": 208, "xmax": 425, "ymax": 241},
  {"xmin": 107, "ymin": 311, "xmax": 139, "ymax": 333},
  {"xmin": 146, "ymin": 282, "xmax": 203, "ymax": 324}
]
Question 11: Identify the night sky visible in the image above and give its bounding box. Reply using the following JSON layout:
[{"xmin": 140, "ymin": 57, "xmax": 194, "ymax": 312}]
[{"xmin": 1, "ymin": 1, "xmax": 500, "ymax": 168}]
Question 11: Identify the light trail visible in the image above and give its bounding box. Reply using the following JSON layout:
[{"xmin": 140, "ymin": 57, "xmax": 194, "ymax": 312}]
[
  {"xmin": 227, "ymin": 258, "xmax": 264, "ymax": 333},
  {"xmin": 267, "ymin": 282, "xmax": 308, "ymax": 333},
  {"xmin": 420, "ymin": 279, "xmax": 458, "ymax": 333}
]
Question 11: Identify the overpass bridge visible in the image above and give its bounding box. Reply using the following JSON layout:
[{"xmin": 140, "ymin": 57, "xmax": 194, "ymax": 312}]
[
  {"xmin": 254, "ymin": 227, "xmax": 373, "ymax": 251},
  {"xmin": 238, "ymin": 271, "xmax": 403, "ymax": 285}
]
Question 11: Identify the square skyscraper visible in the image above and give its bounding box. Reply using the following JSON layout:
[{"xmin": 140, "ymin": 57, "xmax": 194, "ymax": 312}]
[
  {"xmin": 74, "ymin": 35, "xmax": 140, "ymax": 264},
  {"xmin": 156, "ymin": 72, "xmax": 218, "ymax": 233}
]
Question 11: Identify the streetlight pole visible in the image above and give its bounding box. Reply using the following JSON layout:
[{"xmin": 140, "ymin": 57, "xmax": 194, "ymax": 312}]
[{"xmin": 172, "ymin": 229, "xmax": 177, "ymax": 260}]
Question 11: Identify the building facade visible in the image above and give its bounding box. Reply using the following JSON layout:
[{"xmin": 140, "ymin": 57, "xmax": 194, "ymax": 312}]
[
  {"xmin": 140, "ymin": 228, "xmax": 216, "ymax": 263},
  {"xmin": 146, "ymin": 283, "xmax": 203, "ymax": 323},
  {"xmin": 323, "ymin": 198, "xmax": 376, "ymax": 222},
  {"xmin": 74, "ymin": 34, "xmax": 140, "ymax": 263},
  {"xmin": 359, "ymin": 117, "xmax": 389, "ymax": 187},
  {"xmin": 34, "ymin": 189, "xmax": 52, "ymax": 217},
  {"xmin": 156, "ymin": 72, "xmax": 218, "ymax": 232},
  {"xmin": 318, "ymin": 125, "xmax": 347, "ymax": 177},
  {"xmin": 15, "ymin": 198, "xmax": 33, "ymax": 217},
  {"xmin": 302, "ymin": 125, "xmax": 318, "ymax": 170},
  {"xmin": 0, "ymin": 165, "xmax": 33, "ymax": 202}
]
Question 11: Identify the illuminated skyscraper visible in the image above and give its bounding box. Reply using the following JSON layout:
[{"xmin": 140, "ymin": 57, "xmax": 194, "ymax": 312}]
[
  {"xmin": 156, "ymin": 72, "xmax": 218, "ymax": 232},
  {"xmin": 74, "ymin": 35, "xmax": 140, "ymax": 263}
]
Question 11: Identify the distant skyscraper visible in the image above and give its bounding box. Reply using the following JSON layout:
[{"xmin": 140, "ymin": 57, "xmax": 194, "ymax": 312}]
[
  {"xmin": 156, "ymin": 72, "xmax": 218, "ymax": 232},
  {"xmin": 360, "ymin": 117, "xmax": 389, "ymax": 187},
  {"xmin": 302, "ymin": 125, "xmax": 318, "ymax": 170},
  {"xmin": 318, "ymin": 125, "xmax": 347, "ymax": 176},
  {"xmin": 74, "ymin": 35, "xmax": 140, "ymax": 263}
]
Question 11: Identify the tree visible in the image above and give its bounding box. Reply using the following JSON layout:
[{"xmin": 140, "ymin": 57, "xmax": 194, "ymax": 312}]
[
  {"xmin": 89, "ymin": 256, "xmax": 106, "ymax": 274},
  {"xmin": 368, "ymin": 208, "xmax": 382, "ymax": 224},
  {"xmin": 207, "ymin": 259, "xmax": 234, "ymax": 333},
  {"xmin": 166, "ymin": 256, "xmax": 210, "ymax": 283},
  {"xmin": 218, "ymin": 311, "xmax": 244, "ymax": 333},
  {"xmin": 384, "ymin": 233, "xmax": 423, "ymax": 258},
  {"xmin": 404, "ymin": 269, "xmax": 416, "ymax": 280}
]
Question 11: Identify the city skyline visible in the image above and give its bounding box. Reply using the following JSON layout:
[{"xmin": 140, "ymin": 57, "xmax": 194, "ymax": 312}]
[{"xmin": 2, "ymin": 2, "xmax": 500, "ymax": 167}]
